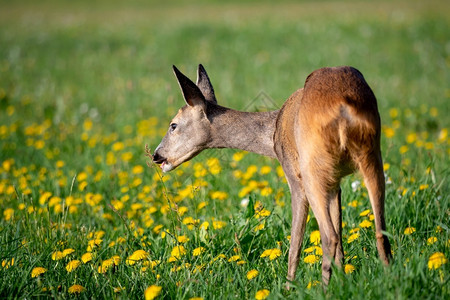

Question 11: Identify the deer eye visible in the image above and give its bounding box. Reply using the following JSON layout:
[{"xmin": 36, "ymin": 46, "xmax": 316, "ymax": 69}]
[{"xmin": 170, "ymin": 123, "xmax": 177, "ymax": 132}]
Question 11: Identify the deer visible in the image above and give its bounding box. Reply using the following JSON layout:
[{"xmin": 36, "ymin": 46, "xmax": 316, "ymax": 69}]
[{"xmin": 152, "ymin": 64, "xmax": 392, "ymax": 286}]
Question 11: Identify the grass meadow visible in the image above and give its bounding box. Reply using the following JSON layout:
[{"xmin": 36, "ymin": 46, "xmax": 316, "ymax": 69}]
[{"xmin": 0, "ymin": 0, "xmax": 449, "ymax": 299}]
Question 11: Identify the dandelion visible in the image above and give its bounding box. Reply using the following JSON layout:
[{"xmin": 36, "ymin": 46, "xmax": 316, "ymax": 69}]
[
  {"xmin": 228, "ymin": 255, "xmax": 241, "ymax": 262},
  {"xmin": 193, "ymin": 247, "xmax": 205, "ymax": 256},
  {"xmin": 427, "ymin": 237, "xmax": 437, "ymax": 245},
  {"xmin": 347, "ymin": 233, "xmax": 360, "ymax": 243},
  {"xmin": 171, "ymin": 246, "xmax": 187, "ymax": 259},
  {"xmin": 66, "ymin": 260, "xmax": 81, "ymax": 272},
  {"xmin": 62, "ymin": 248, "xmax": 75, "ymax": 257},
  {"xmin": 126, "ymin": 250, "xmax": 149, "ymax": 265},
  {"xmin": 255, "ymin": 289, "xmax": 270, "ymax": 300},
  {"xmin": 307, "ymin": 280, "xmax": 320, "ymax": 289},
  {"xmin": 68, "ymin": 284, "xmax": 85, "ymax": 294},
  {"xmin": 359, "ymin": 209, "xmax": 371, "ymax": 217},
  {"xmin": 145, "ymin": 285, "xmax": 162, "ymax": 300},
  {"xmin": 212, "ymin": 220, "xmax": 227, "ymax": 230},
  {"xmin": 51, "ymin": 251, "xmax": 65, "ymax": 261},
  {"xmin": 31, "ymin": 267, "xmax": 47, "ymax": 278},
  {"xmin": 344, "ymin": 264, "xmax": 355, "ymax": 274},
  {"xmin": 404, "ymin": 227, "xmax": 416, "ymax": 235},
  {"xmin": 260, "ymin": 248, "xmax": 282, "ymax": 260},
  {"xmin": 247, "ymin": 269, "xmax": 259, "ymax": 280},
  {"xmin": 177, "ymin": 235, "xmax": 189, "ymax": 243},
  {"xmin": 359, "ymin": 220, "xmax": 373, "ymax": 228},
  {"xmin": 310, "ymin": 230, "xmax": 321, "ymax": 245},
  {"xmin": 428, "ymin": 252, "xmax": 447, "ymax": 270},
  {"xmin": 304, "ymin": 254, "xmax": 319, "ymax": 264},
  {"xmin": 81, "ymin": 252, "xmax": 94, "ymax": 263}
]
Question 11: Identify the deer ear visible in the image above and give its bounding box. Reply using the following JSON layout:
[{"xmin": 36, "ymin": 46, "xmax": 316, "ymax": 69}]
[
  {"xmin": 173, "ymin": 65, "xmax": 206, "ymax": 109},
  {"xmin": 196, "ymin": 64, "xmax": 217, "ymax": 104}
]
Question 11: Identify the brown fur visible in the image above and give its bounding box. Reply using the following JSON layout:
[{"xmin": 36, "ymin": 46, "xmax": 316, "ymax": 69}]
[{"xmin": 153, "ymin": 65, "xmax": 392, "ymax": 287}]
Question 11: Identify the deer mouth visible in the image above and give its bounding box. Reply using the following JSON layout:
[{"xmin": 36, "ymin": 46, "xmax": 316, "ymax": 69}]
[{"xmin": 152, "ymin": 153, "xmax": 174, "ymax": 172}]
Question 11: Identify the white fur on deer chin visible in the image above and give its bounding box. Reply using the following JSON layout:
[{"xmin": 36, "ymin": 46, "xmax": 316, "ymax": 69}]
[{"xmin": 161, "ymin": 161, "xmax": 173, "ymax": 173}]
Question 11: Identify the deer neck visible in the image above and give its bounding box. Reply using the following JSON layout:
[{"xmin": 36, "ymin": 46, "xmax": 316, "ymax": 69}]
[{"xmin": 206, "ymin": 104, "xmax": 279, "ymax": 158}]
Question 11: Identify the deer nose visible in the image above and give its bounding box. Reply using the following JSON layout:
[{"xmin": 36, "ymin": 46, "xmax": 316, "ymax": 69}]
[{"xmin": 152, "ymin": 151, "xmax": 165, "ymax": 164}]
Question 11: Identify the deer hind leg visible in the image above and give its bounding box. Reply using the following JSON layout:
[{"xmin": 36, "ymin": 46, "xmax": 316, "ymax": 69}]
[
  {"xmin": 329, "ymin": 188, "xmax": 344, "ymax": 267},
  {"xmin": 285, "ymin": 171, "xmax": 309, "ymax": 287},
  {"xmin": 302, "ymin": 173, "xmax": 341, "ymax": 285},
  {"xmin": 358, "ymin": 152, "xmax": 392, "ymax": 265}
]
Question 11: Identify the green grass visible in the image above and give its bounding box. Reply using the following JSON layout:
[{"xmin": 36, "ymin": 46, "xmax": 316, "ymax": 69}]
[{"xmin": 0, "ymin": 0, "xmax": 449, "ymax": 299}]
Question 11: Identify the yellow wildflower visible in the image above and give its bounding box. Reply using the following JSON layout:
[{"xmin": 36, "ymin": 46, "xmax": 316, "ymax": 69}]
[
  {"xmin": 359, "ymin": 209, "xmax": 371, "ymax": 217},
  {"xmin": 310, "ymin": 230, "xmax": 321, "ymax": 245},
  {"xmin": 255, "ymin": 289, "xmax": 270, "ymax": 300},
  {"xmin": 193, "ymin": 247, "xmax": 205, "ymax": 256},
  {"xmin": 171, "ymin": 246, "xmax": 186, "ymax": 259},
  {"xmin": 228, "ymin": 255, "xmax": 241, "ymax": 262},
  {"xmin": 126, "ymin": 250, "xmax": 149, "ymax": 265},
  {"xmin": 344, "ymin": 264, "xmax": 355, "ymax": 274},
  {"xmin": 359, "ymin": 220, "xmax": 373, "ymax": 228},
  {"xmin": 307, "ymin": 280, "xmax": 320, "ymax": 289},
  {"xmin": 427, "ymin": 237, "xmax": 437, "ymax": 245},
  {"xmin": 246, "ymin": 269, "xmax": 259, "ymax": 280},
  {"xmin": 304, "ymin": 254, "xmax": 319, "ymax": 264},
  {"xmin": 66, "ymin": 260, "xmax": 81, "ymax": 272},
  {"xmin": 68, "ymin": 284, "xmax": 85, "ymax": 294},
  {"xmin": 260, "ymin": 248, "xmax": 282, "ymax": 260},
  {"xmin": 212, "ymin": 220, "xmax": 226, "ymax": 230},
  {"xmin": 31, "ymin": 267, "xmax": 47, "ymax": 278},
  {"xmin": 81, "ymin": 252, "xmax": 94, "ymax": 263},
  {"xmin": 404, "ymin": 227, "xmax": 416, "ymax": 235},
  {"xmin": 428, "ymin": 252, "xmax": 447, "ymax": 270},
  {"xmin": 347, "ymin": 233, "xmax": 360, "ymax": 243},
  {"xmin": 51, "ymin": 251, "xmax": 64, "ymax": 261},
  {"xmin": 177, "ymin": 235, "xmax": 189, "ymax": 243},
  {"xmin": 145, "ymin": 285, "xmax": 162, "ymax": 300}
]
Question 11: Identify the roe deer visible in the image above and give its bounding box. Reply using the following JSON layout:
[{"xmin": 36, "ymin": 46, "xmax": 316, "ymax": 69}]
[{"xmin": 152, "ymin": 64, "xmax": 392, "ymax": 286}]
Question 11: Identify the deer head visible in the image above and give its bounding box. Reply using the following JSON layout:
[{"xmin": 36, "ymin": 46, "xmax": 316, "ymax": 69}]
[{"xmin": 152, "ymin": 65, "xmax": 217, "ymax": 172}]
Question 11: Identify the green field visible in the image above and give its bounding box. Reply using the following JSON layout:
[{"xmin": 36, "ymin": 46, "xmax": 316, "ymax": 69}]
[{"xmin": 0, "ymin": 0, "xmax": 449, "ymax": 299}]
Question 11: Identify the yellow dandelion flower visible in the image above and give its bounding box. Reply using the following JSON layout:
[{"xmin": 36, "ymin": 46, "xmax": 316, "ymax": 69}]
[
  {"xmin": 344, "ymin": 264, "xmax": 355, "ymax": 274},
  {"xmin": 404, "ymin": 227, "xmax": 416, "ymax": 235},
  {"xmin": 228, "ymin": 255, "xmax": 241, "ymax": 262},
  {"xmin": 255, "ymin": 208, "xmax": 271, "ymax": 218},
  {"xmin": 212, "ymin": 220, "xmax": 227, "ymax": 230},
  {"xmin": 359, "ymin": 220, "xmax": 373, "ymax": 228},
  {"xmin": 383, "ymin": 127, "xmax": 395, "ymax": 138},
  {"xmin": 347, "ymin": 233, "xmax": 360, "ymax": 243},
  {"xmin": 233, "ymin": 152, "xmax": 245, "ymax": 162},
  {"xmin": 132, "ymin": 165, "xmax": 144, "ymax": 174},
  {"xmin": 247, "ymin": 269, "xmax": 259, "ymax": 280},
  {"xmin": 68, "ymin": 284, "xmax": 85, "ymax": 294},
  {"xmin": 81, "ymin": 252, "xmax": 94, "ymax": 263},
  {"xmin": 260, "ymin": 248, "xmax": 281, "ymax": 260},
  {"xmin": 260, "ymin": 166, "xmax": 272, "ymax": 175},
  {"xmin": 303, "ymin": 246, "xmax": 315, "ymax": 253},
  {"xmin": 310, "ymin": 230, "xmax": 321, "ymax": 245},
  {"xmin": 66, "ymin": 260, "xmax": 81, "ymax": 272},
  {"xmin": 31, "ymin": 267, "xmax": 47, "ymax": 278},
  {"xmin": 145, "ymin": 285, "xmax": 162, "ymax": 300},
  {"xmin": 255, "ymin": 289, "xmax": 270, "ymax": 300},
  {"xmin": 359, "ymin": 209, "xmax": 371, "ymax": 217},
  {"xmin": 307, "ymin": 280, "xmax": 320, "ymax": 289},
  {"xmin": 62, "ymin": 248, "xmax": 75, "ymax": 257},
  {"xmin": 399, "ymin": 145, "xmax": 409, "ymax": 154},
  {"xmin": 51, "ymin": 251, "xmax": 64, "ymax": 261},
  {"xmin": 304, "ymin": 254, "xmax": 319, "ymax": 264},
  {"xmin": 427, "ymin": 237, "xmax": 437, "ymax": 245},
  {"xmin": 171, "ymin": 246, "xmax": 186, "ymax": 259},
  {"xmin": 177, "ymin": 235, "xmax": 189, "ymax": 243},
  {"xmin": 126, "ymin": 250, "xmax": 149, "ymax": 265},
  {"xmin": 193, "ymin": 247, "xmax": 205, "ymax": 257},
  {"xmin": 428, "ymin": 252, "xmax": 447, "ymax": 270},
  {"xmin": 189, "ymin": 298, "xmax": 203, "ymax": 300}
]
